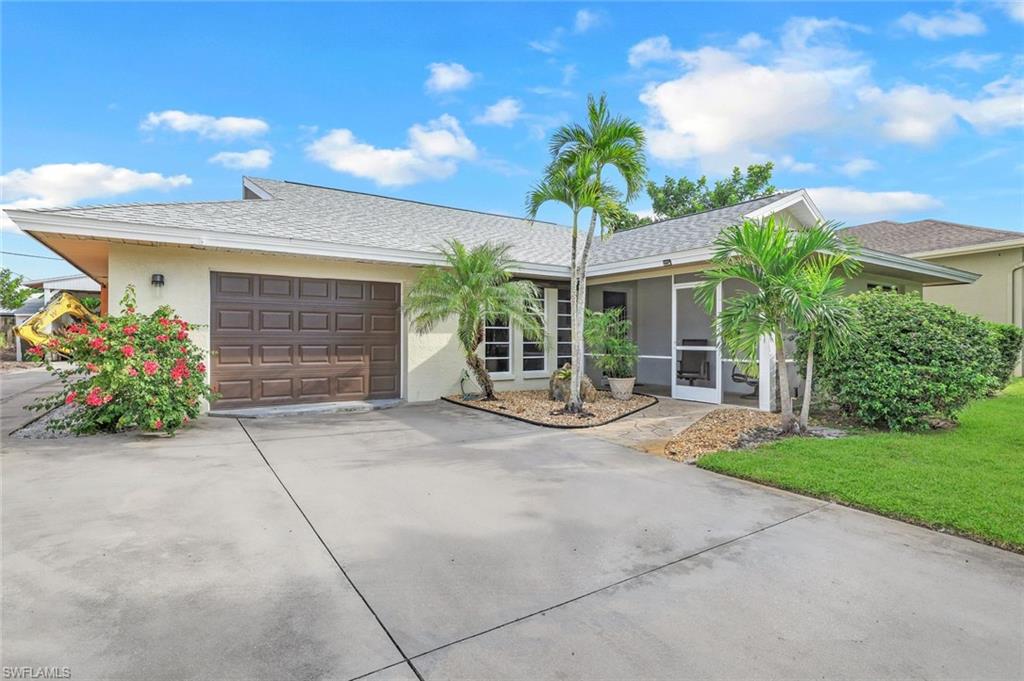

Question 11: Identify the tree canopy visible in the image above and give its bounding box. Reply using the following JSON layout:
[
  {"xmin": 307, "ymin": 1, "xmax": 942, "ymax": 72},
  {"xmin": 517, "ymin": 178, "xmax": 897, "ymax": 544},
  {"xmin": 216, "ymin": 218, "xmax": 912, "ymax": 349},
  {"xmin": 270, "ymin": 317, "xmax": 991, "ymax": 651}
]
[
  {"xmin": 0, "ymin": 268, "xmax": 32, "ymax": 310},
  {"xmin": 605, "ymin": 162, "xmax": 777, "ymax": 233}
]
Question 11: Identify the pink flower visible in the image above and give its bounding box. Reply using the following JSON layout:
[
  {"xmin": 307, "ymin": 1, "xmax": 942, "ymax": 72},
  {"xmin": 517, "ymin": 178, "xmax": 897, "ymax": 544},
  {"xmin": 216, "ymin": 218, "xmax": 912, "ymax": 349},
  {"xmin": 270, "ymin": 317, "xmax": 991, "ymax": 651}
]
[
  {"xmin": 65, "ymin": 391, "xmax": 77, "ymax": 405},
  {"xmin": 89, "ymin": 337, "xmax": 106, "ymax": 351},
  {"xmin": 120, "ymin": 345, "xmax": 135, "ymax": 358},
  {"xmin": 85, "ymin": 387, "xmax": 104, "ymax": 407},
  {"xmin": 98, "ymin": 322, "xmax": 109, "ymax": 331},
  {"xmin": 127, "ymin": 367, "xmax": 138, "ymax": 377},
  {"xmin": 123, "ymin": 325, "xmax": 138, "ymax": 336},
  {"xmin": 197, "ymin": 362, "xmax": 206, "ymax": 374},
  {"xmin": 142, "ymin": 360, "xmax": 159, "ymax": 376},
  {"xmin": 126, "ymin": 306, "xmax": 135, "ymax": 314},
  {"xmin": 27, "ymin": 346, "xmax": 45, "ymax": 357},
  {"xmin": 156, "ymin": 334, "xmax": 169, "ymax": 342},
  {"xmin": 176, "ymin": 329, "xmax": 188, "ymax": 341},
  {"xmin": 86, "ymin": 362, "xmax": 100, "ymax": 373},
  {"xmin": 153, "ymin": 418, "xmax": 163, "ymax": 430},
  {"xmin": 159, "ymin": 317, "xmax": 171, "ymax": 327},
  {"xmin": 179, "ymin": 346, "xmax": 188, "ymax": 354}
]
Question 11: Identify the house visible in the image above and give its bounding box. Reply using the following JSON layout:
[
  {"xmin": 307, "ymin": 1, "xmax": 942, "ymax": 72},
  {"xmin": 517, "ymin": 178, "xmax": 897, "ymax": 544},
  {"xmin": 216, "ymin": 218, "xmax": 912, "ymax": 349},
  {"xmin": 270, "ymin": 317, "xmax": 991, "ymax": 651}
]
[
  {"xmin": 843, "ymin": 219, "xmax": 1024, "ymax": 375},
  {"xmin": 4, "ymin": 177, "xmax": 977, "ymax": 411},
  {"xmin": 24, "ymin": 273, "xmax": 101, "ymax": 304}
]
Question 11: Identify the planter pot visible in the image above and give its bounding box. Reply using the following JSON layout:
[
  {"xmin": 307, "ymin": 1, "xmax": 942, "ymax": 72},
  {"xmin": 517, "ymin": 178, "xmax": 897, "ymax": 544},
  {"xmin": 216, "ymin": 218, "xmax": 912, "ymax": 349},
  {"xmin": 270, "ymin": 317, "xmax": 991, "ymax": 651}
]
[{"xmin": 607, "ymin": 377, "xmax": 636, "ymax": 400}]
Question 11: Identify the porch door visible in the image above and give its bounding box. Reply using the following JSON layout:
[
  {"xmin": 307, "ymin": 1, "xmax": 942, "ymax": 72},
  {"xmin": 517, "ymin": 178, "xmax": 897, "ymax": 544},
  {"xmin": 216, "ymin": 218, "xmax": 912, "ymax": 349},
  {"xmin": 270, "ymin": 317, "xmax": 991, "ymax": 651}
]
[{"xmin": 671, "ymin": 282, "xmax": 722, "ymax": 403}]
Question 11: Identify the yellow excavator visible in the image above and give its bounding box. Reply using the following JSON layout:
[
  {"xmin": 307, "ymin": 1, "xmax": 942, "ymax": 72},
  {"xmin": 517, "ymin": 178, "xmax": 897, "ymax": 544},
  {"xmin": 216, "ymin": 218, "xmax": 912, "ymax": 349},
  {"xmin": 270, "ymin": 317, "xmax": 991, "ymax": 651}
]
[{"xmin": 14, "ymin": 292, "xmax": 99, "ymax": 350}]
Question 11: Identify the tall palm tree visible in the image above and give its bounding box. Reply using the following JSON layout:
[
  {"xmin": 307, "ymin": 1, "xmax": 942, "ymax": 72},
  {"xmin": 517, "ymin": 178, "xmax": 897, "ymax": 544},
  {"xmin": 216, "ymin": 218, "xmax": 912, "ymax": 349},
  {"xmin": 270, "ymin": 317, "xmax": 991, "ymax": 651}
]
[
  {"xmin": 527, "ymin": 94, "xmax": 646, "ymax": 412},
  {"xmin": 526, "ymin": 154, "xmax": 617, "ymax": 411},
  {"xmin": 406, "ymin": 240, "xmax": 544, "ymax": 400},
  {"xmin": 796, "ymin": 254, "xmax": 861, "ymax": 431},
  {"xmin": 695, "ymin": 217, "xmax": 855, "ymax": 432}
]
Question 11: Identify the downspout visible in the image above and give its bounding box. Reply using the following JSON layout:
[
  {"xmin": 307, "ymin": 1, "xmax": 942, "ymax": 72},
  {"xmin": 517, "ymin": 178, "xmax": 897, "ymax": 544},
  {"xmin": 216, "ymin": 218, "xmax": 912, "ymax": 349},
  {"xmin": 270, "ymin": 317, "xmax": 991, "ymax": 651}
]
[{"xmin": 1011, "ymin": 259, "xmax": 1024, "ymax": 375}]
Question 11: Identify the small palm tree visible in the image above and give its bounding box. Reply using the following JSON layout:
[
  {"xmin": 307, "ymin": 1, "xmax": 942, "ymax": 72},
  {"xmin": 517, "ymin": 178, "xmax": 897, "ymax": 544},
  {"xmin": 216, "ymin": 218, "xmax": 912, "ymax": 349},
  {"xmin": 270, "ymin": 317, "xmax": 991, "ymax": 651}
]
[
  {"xmin": 406, "ymin": 240, "xmax": 544, "ymax": 400},
  {"xmin": 526, "ymin": 154, "xmax": 617, "ymax": 411},
  {"xmin": 696, "ymin": 217, "xmax": 855, "ymax": 433},
  {"xmin": 527, "ymin": 94, "xmax": 646, "ymax": 413},
  {"xmin": 796, "ymin": 255, "xmax": 861, "ymax": 431}
]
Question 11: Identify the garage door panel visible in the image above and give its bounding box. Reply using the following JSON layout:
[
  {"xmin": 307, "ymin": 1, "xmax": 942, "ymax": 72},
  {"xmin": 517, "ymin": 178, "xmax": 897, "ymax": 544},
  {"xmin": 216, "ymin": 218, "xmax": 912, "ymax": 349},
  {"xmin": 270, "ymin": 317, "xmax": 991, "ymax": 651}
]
[
  {"xmin": 211, "ymin": 272, "xmax": 401, "ymax": 408},
  {"xmin": 259, "ymin": 310, "xmax": 293, "ymax": 331},
  {"xmin": 259, "ymin": 345, "xmax": 293, "ymax": 366}
]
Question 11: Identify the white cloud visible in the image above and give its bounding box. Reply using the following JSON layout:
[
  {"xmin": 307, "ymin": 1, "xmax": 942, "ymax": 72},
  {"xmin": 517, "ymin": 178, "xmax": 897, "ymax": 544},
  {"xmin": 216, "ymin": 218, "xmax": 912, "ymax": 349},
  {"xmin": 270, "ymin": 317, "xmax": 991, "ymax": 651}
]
[
  {"xmin": 806, "ymin": 186, "xmax": 941, "ymax": 220},
  {"xmin": 1002, "ymin": 1, "xmax": 1024, "ymax": 23},
  {"xmin": 627, "ymin": 35, "xmax": 680, "ymax": 68},
  {"xmin": 1, "ymin": 163, "xmax": 191, "ymax": 231},
  {"xmin": 473, "ymin": 98, "xmax": 523, "ymax": 127},
  {"xmin": 735, "ymin": 32, "xmax": 769, "ymax": 51},
  {"xmin": 779, "ymin": 155, "xmax": 817, "ymax": 173},
  {"xmin": 639, "ymin": 46, "xmax": 835, "ymax": 170},
  {"xmin": 573, "ymin": 9, "xmax": 603, "ymax": 33},
  {"xmin": 896, "ymin": 9, "xmax": 985, "ymax": 39},
  {"xmin": 141, "ymin": 110, "xmax": 268, "ymax": 140},
  {"xmin": 775, "ymin": 16, "xmax": 870, "ymax": 84},
  {"xmin": 425, "ymin": 62, "xmax": 475, "ymax": 94},
  {"xmin": 836, "ymin": 158, "xmax": 878, "ymax": 177},
  {"xmin": 306, "ymin": 114, "xmax": 476, "ymax": 186},
  {"xmin": 528, "ymin": 36, "xmax": 562, "ymax": 54},
  {"xmin": 936, "ymin": 50, "xmax": 1001, "ymax": 71},
  {"xmin": 208, "ymin": 149, "xmax": 273, "ymax": 170},
  {"xmin": 562, "ymin": 64, "xmax": 578, "ymax": 86},
  {"xmin": 858, "ymin": 76, "xmax": 1023, "ymax": 144}
]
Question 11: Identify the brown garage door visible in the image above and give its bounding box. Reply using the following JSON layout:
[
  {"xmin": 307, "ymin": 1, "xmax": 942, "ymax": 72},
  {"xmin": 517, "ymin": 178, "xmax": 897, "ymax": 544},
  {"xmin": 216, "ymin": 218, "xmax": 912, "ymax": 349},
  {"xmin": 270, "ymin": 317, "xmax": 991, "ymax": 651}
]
[{"xmin": 210, "ymin": 272, "xmax": 401, "ymax": 409}]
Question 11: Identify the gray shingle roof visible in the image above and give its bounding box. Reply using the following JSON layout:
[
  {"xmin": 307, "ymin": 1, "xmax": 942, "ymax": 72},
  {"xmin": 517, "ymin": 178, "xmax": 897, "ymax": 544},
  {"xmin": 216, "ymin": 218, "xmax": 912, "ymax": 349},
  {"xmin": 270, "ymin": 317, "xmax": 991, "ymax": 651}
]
[
  {"xmin": 841, "ymin": 219, "xmax": 1024, "ymax": 255},
  {"xmin": 590, "ymin": 191, "xmax": 799, "ymax": 264},
  {"xmin": 14, "ymin": 178, "xmax": 801, "ymax": 270}
]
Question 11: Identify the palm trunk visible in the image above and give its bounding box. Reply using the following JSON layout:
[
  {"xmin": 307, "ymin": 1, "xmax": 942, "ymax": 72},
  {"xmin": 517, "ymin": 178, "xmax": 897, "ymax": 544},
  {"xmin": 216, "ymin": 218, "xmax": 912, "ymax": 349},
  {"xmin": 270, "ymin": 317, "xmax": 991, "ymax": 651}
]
[
  {"xmin": 566, "ymin": 210, "xmax": 583, "ymax": 412},
  {"xmin": 466, "ymin": 351, "xmax": 495, "ymax": 400},
  {"xmin": 774, "ymin": 328, "xmax": 796, "ymax": 433},
  {"xmin": 799, "ymin": 332, "xmax": 816, "ymax": 432}
]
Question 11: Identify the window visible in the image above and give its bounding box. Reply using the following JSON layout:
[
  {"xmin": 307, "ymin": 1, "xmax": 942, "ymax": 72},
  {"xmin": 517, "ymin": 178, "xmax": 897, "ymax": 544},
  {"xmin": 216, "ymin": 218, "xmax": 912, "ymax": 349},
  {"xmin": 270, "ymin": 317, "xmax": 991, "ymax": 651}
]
[
  {"xmin": 557, "ymin": 288, "xmax": 572, "ymax": 368},
  {"xmin": 522, "ymin": 293, "xmax": 546, "ymax": 373},
  {"xmin": 484, "ymin": 315, "xmax": 511, "ymax": 374},
  {"xmin": 602, "ymin": 290, "xmax": 627, "ymax": 316},
  {"xmin": 867, "ymin": 283, "xmax": 900, "ymax": 293}
]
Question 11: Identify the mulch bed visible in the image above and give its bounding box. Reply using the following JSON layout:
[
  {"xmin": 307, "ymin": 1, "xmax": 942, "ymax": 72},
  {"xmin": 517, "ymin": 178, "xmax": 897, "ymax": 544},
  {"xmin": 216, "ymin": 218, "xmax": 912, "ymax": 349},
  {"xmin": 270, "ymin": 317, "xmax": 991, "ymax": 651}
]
[
  {"xmin": 665, "ymin": 409, "xmax": 782, "ymax": 461},
  {"xmin": 665, "ymin": 408, "xmax": 850, "ymax": 461},
  {"xmin": 444, "ymin": 389, "xmax": 657, "ymax": 428}
]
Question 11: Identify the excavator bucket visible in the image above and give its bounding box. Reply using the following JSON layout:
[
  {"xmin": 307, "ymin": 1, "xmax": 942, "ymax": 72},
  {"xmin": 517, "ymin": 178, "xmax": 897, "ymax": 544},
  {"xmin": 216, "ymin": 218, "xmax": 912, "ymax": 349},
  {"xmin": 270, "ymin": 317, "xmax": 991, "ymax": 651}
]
[{"xmin": 14, "ymin": 291, "xmax": 99, "ymax": 350}]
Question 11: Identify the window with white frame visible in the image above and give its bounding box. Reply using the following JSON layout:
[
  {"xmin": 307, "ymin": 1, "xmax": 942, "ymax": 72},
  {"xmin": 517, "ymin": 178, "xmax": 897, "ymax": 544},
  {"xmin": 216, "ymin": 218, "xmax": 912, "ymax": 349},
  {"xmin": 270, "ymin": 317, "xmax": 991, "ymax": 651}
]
[
  {"xmin": 484, "ymin": 315, "xmax": 511, "ymax": 375},
  {"xmin": 522, "ymin": 293, "xmax": 546, "ymax": 373},
  {"xmin": 556, "ymin": 288, "xmax": 572, "ymax": 368}
]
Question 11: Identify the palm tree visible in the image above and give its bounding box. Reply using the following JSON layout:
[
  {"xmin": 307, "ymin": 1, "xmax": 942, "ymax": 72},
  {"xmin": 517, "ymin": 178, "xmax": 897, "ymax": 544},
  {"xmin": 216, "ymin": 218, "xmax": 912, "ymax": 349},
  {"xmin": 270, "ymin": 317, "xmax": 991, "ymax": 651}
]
[
  {"xmin": 405, "ymin": 240, "xmax": 544, "ymax": 400},
  {"xmin": 526, "ymin": 154, "xmax": 617, "ymax": 412},
  {"xmin": 527, "ymin": 94, "xmax": 646, "ymax": 412},
  {"xmin": 695, "ymin": 217, "xmax": 855, "ymax": 433},
  {"xmin": 796, "ymin": 255, "xmax": 861, "ymax": 431}
]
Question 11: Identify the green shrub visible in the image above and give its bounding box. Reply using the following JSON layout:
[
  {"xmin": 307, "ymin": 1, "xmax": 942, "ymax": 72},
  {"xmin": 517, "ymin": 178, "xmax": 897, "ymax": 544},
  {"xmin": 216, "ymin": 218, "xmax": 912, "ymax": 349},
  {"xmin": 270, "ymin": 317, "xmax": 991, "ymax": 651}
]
[
  {"xmin": 807, "ymin": 292, "xmax": 998, "ymax": 430},
  {"xmin": 27, "ymin": 285, "xmax": 216, "ymax": 434},
  {"xmin": 583, "ymin": 307, "xmax": 638, "ymax": 378},
  {"xmin": 986, "ymin": 322, "xmax": 1024, "ymax": 387}
]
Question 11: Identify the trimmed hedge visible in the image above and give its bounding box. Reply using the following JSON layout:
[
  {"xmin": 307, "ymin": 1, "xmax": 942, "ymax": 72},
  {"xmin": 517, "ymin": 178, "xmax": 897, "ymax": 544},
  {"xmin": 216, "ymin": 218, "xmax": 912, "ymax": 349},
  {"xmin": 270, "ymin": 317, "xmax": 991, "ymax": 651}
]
[
  {"xmin": 986, "ymin": 322, "xmax": 1024, "ymax": 387},
  {"xmin": 807, "ymin": 292, "xmax": 998, "ymax": 431}
]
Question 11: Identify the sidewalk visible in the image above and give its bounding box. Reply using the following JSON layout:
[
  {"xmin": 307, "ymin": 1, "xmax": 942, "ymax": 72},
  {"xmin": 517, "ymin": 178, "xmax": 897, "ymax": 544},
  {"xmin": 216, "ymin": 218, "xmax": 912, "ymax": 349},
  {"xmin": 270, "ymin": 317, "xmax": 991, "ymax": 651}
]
[{"xmin": 1, "ymin": 367, "xmax": 61, "ymax": 434}]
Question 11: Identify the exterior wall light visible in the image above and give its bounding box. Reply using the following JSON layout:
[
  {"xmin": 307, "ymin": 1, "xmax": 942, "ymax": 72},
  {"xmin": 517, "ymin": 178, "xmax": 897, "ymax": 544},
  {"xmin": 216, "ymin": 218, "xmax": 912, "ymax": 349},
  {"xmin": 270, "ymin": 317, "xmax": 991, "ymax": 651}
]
[
  {"xmin": 151, "ymin": 274, "xmax": 165, "ymax": 287},
  {"xmin": 662, "ymin": 259, "xmax": 672, "ymax": 266}
]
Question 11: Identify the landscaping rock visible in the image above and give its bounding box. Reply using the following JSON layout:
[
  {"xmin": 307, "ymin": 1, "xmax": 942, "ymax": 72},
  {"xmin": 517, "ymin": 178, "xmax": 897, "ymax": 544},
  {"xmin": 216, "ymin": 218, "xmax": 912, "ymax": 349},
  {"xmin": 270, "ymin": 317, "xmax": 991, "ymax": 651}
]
[{"xmin": 548, "ymin": 364, "xmax": 598, "ymax": 403}]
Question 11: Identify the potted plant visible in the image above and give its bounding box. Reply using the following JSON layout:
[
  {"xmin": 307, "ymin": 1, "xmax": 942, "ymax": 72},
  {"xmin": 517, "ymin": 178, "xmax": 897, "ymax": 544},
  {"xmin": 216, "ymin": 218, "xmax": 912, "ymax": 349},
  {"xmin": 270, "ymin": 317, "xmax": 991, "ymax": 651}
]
[{"xmin": 584, "ymin": 307, "xmax": 638, "ymax": 400}]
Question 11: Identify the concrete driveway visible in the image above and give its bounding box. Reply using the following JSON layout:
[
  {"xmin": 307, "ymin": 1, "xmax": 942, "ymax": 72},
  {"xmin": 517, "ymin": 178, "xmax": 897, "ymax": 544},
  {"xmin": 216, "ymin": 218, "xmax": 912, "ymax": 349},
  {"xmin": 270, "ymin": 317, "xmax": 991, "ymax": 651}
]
[{"xmin": 2, "ymin": 399, "xmax": 1022, "ymax": 680}]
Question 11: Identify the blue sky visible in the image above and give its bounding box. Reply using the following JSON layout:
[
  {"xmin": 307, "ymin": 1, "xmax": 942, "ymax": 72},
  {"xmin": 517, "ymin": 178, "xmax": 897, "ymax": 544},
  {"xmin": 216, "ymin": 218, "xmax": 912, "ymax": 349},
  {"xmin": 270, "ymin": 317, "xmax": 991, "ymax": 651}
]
[{"xmin": 2, "ymin": 1, "xmax": 1022, "ymax": 279}]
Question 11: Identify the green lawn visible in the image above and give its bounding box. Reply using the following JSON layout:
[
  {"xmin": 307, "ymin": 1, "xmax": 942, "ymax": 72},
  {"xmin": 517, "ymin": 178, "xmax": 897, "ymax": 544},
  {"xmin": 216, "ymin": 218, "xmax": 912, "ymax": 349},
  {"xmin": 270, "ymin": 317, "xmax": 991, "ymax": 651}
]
[{"xmin": 698, "ymin": 380, "xmax": 1024, "ymax": 551}]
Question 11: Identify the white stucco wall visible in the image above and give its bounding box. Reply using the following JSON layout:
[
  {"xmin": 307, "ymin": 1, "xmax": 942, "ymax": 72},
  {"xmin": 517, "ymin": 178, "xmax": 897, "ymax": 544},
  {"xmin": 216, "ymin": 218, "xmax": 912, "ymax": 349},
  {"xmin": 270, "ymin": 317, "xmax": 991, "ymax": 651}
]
[{"xmin": 106, "ymin": 243, "xmax": 553, "ymax": 404}]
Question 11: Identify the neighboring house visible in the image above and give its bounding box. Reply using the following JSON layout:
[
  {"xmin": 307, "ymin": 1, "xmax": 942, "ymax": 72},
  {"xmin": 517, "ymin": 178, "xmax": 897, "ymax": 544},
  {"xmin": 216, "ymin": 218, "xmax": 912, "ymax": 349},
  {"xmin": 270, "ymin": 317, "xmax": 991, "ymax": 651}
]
[
  {"xmin": 843, "ymin": 219, "xmax": 1024, "ymax": 375},
  {"xmin": 24, "ymin": 273, "xmax": 102, "ymax": 304},
  {"xmin": 5, "ymin": 177, "xmax": 977, "ymax": 411},
  {"xmin": 2, "ymin": 294, "xmax": 45, "ymax": 361}
]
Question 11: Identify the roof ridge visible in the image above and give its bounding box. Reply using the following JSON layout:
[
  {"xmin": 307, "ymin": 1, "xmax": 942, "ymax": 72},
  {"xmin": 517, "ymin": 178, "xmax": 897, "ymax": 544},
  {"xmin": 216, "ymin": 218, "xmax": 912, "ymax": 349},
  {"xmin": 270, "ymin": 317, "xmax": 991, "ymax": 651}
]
[
  {"xmin": 255, "ymin": 177, "xmax": 567, "ymax": 228},
  {"xmin": 904, "ymin": 218, "xmax": 1023, "ymax": 239},
  {"xmin": 18, "ymin": 197, "xmax": 256, "ymax": 214},
  {"xmin": 608, "ymin": 189, "xmax": 799, "ymax": 235}
]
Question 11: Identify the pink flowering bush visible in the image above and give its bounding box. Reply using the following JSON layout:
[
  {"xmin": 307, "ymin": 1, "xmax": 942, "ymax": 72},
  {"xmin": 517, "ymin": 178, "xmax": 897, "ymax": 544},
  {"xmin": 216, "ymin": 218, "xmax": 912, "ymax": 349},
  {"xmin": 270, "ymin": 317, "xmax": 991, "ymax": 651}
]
[{"xmin": 27, "ymin": 285, "xmax": 216, "ymax": 435}]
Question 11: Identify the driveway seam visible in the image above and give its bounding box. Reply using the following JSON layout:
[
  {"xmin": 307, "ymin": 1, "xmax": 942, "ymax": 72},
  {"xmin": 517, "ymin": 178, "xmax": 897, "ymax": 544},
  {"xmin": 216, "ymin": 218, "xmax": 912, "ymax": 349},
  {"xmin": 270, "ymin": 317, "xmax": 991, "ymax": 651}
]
[
  {"xmin": 236, "ymin": 418, "xmax": 426, "ymax": 681},
  {"xmin": 405, "ymin": 501, "xmax": 831, "ymax": 664}
]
